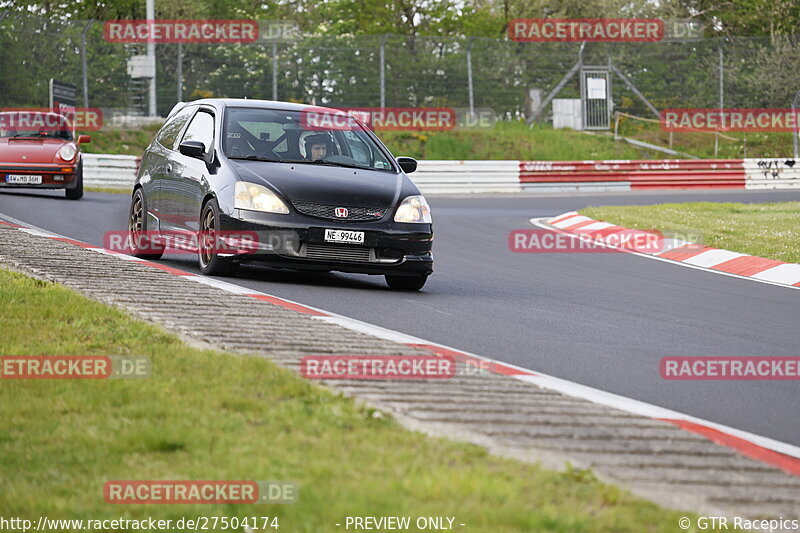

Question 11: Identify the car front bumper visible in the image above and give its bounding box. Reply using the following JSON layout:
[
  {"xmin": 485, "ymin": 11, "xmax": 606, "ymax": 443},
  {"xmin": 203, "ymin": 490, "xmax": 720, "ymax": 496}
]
[
  {"xmin": 0, "ymin": 164, "xmax": 78, "ymax": 189},
  {"xmin": 218, "ymin": 208, "xmax": 434, "ymax": 276}
]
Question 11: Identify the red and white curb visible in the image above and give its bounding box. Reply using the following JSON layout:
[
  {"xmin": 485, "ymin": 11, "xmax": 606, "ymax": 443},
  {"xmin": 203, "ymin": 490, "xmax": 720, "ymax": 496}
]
[
  {"xmin": 533, "ymin": 211, "xmax": 800, "ymax": 291},
  {"xmin": 3, "ymin": 215, "xmax": 800, "ymax": 478}
]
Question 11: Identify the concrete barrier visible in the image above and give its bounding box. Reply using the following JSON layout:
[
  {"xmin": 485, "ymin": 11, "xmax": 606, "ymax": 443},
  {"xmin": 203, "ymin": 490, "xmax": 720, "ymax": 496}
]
[{"xmin": 743, "ymin": 158, "xmax": 800, "ymax": 189}]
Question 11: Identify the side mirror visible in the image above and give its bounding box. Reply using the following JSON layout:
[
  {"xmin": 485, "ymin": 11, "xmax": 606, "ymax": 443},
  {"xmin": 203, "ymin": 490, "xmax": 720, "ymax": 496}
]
[
  {"xmin": 179, "ymin": 140, "xmax": 206, "ymax": 159},
  {"xmin": 396, "ymin": 156, "xmax": 417, "ymax": 174},
  {"xmin": 77, "ymin": 135, "xmax": 91, "ymax": 145}
]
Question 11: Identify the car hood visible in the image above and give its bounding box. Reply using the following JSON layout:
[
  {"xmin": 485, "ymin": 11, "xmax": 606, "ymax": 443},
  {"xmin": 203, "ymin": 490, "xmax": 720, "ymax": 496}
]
[
  {"xmin": 229, "ymin": 160, "xmax": 403, "ymax": 208},
  {"xmin": 0, "ymin": 138, "xmax": 69, "ymax": 164}
]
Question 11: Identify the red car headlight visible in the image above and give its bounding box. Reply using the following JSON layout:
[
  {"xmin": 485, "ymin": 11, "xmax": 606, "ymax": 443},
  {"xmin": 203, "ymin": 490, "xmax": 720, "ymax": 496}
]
[{"xmin": 57, "ymin": 144, "xmax": 77, "ymax": 162}]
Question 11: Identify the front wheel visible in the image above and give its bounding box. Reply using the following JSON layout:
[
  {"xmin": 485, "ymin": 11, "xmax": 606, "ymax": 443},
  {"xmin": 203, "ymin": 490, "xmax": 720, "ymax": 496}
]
[
  {"xmin": 198, "ymin": 199, "xmax": 239, "ymax": 276},
  {"xmin": 65, "ymin": 161, "xmax": 83, "ymax": 200},
  {"xmin": 128, "ymin": 188, "xmax": 164, "ymax": 259},
  {"xmin": 385, "ymin": 274, "xmax": 428, "ymax": 291}
]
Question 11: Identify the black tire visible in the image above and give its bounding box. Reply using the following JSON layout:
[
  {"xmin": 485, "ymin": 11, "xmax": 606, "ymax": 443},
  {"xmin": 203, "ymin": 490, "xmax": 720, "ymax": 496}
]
[
  {"xmin": 198, "ymin": 199, "xmax": 239, "ymax": 276},
  {"xmin": 65, "ymin": 161, "xmax": 83, "ymax": 200},
  {"xmin": 128, "ymin": 188, "xmax": 164, "ymax": 259},
  {"xmin": 385, "ymin": 274, "xmax": 428, "ymax": 291}
]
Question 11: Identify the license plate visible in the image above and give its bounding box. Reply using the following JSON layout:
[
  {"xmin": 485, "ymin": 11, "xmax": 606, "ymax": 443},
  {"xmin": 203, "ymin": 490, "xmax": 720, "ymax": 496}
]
[
  {"xmin": 6, "ymin": 174, "xmax": 42, "ymax": 185},
  {"xmin": 324, "ymin": 229, "xmax": 365, "ymax": 244}
]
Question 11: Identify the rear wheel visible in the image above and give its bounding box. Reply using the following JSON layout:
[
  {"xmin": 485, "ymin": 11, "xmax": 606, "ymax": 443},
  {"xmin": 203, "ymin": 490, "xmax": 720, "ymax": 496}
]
[
  {"xmin": 128, "ymin": 188, "xmax": 164, "ymax": 259},
  {"xmin": 198, "ymin": 199, "xmax": 239, "ymax": 276},
  {"xmin": 385, "ymin": 274, "xmax": 428, "ymax": 291},
  {"xmin": 65, "ymin": 161, "xmax": 83, "ymax": 200}
]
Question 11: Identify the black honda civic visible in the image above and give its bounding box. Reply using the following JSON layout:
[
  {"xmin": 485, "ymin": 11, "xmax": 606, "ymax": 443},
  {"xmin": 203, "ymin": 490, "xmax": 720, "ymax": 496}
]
[{"xmin": 128, "ymin": 99, "xmax": 433, "ymax": 290}]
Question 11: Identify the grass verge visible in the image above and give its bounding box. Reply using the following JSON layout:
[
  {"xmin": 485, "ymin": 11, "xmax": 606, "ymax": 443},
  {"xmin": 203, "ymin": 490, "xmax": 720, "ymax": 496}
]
[
  {"xmin": 615, "ymin": 116, "xmax": 794, "ymax": 159},
  {"xmin": 80, "ymin": 121, "xmax": 657, "ymax": 161},
  {"xmin": 79, "ymin": 123, "xmax": 162, "ymax": 156},
  {"xmin": 86, "ymin": 186, "xmax": 129, "ymax": 194},
  {"xmin": 581, "ymin": 202, "xmax": 800, "ymax": 263},
  {"xmin": 0, "ymin": 267, "xmax": 705, "ymax": 532},
  {"xmin": 380, "ymin": 121, "xmax": 651, "ymax": 161},
  {"xmin": 80, "ymin": 118, "xmax": 796, "ymax": 161}
]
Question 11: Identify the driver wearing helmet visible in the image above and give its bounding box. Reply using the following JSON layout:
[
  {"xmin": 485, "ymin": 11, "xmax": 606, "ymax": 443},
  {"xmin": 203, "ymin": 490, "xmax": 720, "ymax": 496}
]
[{"xmin": 304, "ymin": 133, "xmax": 331, "ymax": 161}]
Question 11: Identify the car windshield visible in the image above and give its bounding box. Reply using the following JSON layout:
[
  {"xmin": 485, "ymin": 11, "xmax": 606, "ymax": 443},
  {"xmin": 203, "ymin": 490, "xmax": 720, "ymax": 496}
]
[
  {"xmin": 223, "ymin": 107, "xmax": 395, "ymax": 171},
  {"xmin": 0, "ymin": 112, "xmax": 73, "ymax": 141}
]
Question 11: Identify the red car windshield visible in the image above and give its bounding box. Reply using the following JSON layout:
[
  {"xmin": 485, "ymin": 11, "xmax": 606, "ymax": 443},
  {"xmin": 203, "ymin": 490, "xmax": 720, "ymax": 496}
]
[{"xmin": 0, "ymin": 112, "xmax": 73, "ymax": 141}]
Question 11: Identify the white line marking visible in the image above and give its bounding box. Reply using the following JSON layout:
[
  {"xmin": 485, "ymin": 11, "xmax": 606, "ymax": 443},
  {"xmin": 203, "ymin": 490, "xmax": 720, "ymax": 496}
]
[
  {"xmin": 0, "ymin": 213, "xmax": 56, "ymax": 234},
  {"xmin": 19, "ymin": 228, "xmax": 60, "ymax": 238},
  {"xmin": 86, "ymin": 248, "xmax": 147, "ymax": 261},
  {"xmin": 315, "ymin": 316, "xmax": 424, "ymax": 344},
  {"xmin": 188, "ymin": 276, "xmax": 260, "ymax": 294}
]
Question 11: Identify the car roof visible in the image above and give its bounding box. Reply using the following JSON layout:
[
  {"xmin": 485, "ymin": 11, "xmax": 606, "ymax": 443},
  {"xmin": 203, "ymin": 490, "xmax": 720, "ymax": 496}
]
[{"xmin": 167, "ymin": 98, "xmax": 329, "ymax": 119}]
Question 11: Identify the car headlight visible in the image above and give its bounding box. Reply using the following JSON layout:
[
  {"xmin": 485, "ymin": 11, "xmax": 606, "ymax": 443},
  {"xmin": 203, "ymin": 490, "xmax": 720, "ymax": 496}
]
[
  {"xmin": 394, "ymin": 195, "xmax": 432, "ymax": 223},
  {"xmin": 57, "ymin": 144, "xmax": 77, "ymax": 161},
  {"xmin": 234, "ymin": 181, "xmax": 289, "ymax": 214}
]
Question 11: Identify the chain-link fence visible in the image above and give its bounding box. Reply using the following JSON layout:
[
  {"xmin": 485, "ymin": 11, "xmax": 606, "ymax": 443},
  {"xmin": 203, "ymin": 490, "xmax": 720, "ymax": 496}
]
[{"xmin": 2, "ymin": 14, "xmax": 799, "ymax": 125}]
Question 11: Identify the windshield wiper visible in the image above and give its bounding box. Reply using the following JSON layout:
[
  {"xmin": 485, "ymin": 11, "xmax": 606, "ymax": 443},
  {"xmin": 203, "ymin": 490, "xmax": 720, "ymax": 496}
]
[
  {"xmin": 228, "ymin": 155, "xmax": 377, "ymax": 171},
  {"xmin": 285, "ymin": 159, "xmax": 372, "ymax": 171},
  {"xmin": 228, "ymin": 155, "xmax": 282, "ymax": 163}
]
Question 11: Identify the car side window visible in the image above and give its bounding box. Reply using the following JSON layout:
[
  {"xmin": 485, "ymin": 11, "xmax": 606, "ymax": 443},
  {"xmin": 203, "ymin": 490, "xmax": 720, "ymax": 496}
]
[
  {"xmin": 342, "ymin": 130, "xmax": 371, "ymax": 165},
  {"xmin": 346, "ymin": 129, "xmax": 392, "ymax": 170},
  {"xmin": 181, "ymin": 111, "xmax": 215, "ymax": 153},
  {"xmin": 156, "ymin": 106, "xmax": 195, "ymax": 151}
]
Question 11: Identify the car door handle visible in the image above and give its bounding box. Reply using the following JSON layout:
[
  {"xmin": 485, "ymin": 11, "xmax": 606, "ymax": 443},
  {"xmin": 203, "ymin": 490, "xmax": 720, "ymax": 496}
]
[{"xmin": 166, "ymin": 164, "xmax": 173, "ymax": 174}]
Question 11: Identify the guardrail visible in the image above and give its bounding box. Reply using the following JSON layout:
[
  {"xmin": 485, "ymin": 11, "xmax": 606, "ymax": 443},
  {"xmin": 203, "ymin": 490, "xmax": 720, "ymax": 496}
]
[
  {"xmin": 413, "ymin": 160, "xmax": 521, "ymax": 193},
  {"xmin": 520, "ymin": 160, "xmax": 746, "ymax": 190},
  {"xmin": 82, "ymin": 155, "xmax": 800, "ymax": 193},
  {"xmin": 82, "ymin": 154, "xmax": 139, "ymax": 189}
]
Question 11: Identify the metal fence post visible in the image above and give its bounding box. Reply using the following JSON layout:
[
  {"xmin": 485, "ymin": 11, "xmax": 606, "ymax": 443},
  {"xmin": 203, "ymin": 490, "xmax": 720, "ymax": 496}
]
[
  {"xmin": 146, "ymin": 0, "xmax": 157, "ymax": 116},
  {"xmin": 81, "ymin": 21, "xmax": 93, "ymax": 109},
  {"xmin": 793, "ymin": 91, "xmax": 800, "ymax": 159},
  {"xmin": 379, "ymin": 34, "xmax": 387, "ymax": 108},
  {"xmin": 177, "ymin": 42, "xmax": 183, "ymax": 102},
  {"xmin": 716, "ymin": 45, "xmax": 724, "ymax": 157},
  {"xmin": 272, "ymin": 42, "xmax": 278, "ymax": 101},
  {"xmin": 466, "ymin": 37, "xmax": 475, "ymax": 119}
]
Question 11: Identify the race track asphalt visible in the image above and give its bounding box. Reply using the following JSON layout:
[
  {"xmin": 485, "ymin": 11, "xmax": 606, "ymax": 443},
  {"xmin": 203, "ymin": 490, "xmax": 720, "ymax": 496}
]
[{"xmin": 2, "ymin": 187, "xmax": 799, "ymax": 446}]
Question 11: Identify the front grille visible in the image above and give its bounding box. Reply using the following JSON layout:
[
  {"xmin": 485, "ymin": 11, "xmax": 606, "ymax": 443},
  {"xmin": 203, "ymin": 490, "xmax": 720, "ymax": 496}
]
[
  {"xmin": 292, "ymin": 202, "xmax": 386, "ymax": 221},
  {"xmin": 305, "ymin": 244, "xmax": 373, "ymax": 262}
]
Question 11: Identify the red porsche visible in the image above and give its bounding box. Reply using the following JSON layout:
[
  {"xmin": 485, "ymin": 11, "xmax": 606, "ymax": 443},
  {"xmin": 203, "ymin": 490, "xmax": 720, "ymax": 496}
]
[{"xmin": 0, "ymin": 111, "xmax": 91, "ymax": 200}]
